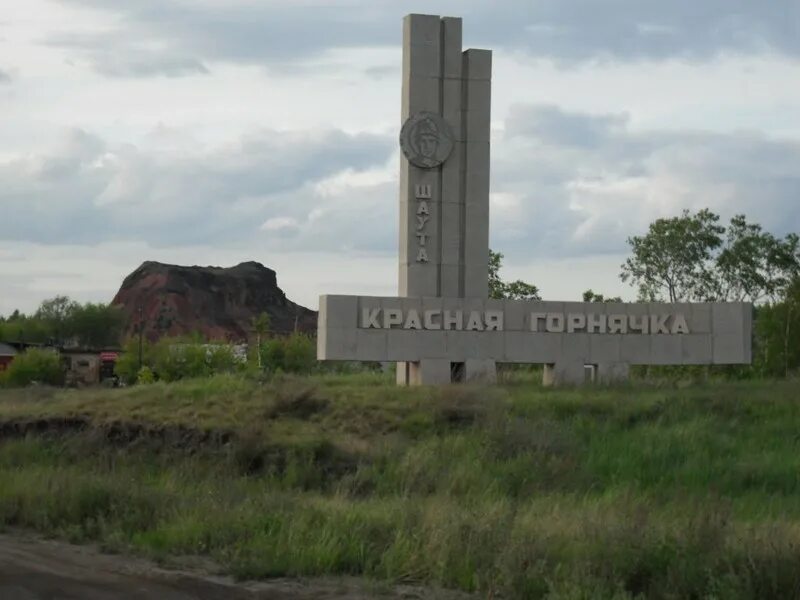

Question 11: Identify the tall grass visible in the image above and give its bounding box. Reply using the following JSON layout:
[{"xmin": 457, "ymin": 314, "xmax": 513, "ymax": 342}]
[{"xmin": 1, "ymin": 376, "xmax": 800, "ymax": 597}]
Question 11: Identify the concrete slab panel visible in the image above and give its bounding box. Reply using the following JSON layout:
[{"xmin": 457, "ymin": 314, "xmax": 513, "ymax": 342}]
[
  {"xmin": 318, "ymin": 295, "xmax": 357, "ymax": 330},
  {"xmin": 682, "ymin": 334, "xmax": 712, "ymax": 365},
  {"xmin": 563, "ymin": 301, "xmax": 595, "ymax": 315},
  {"xmin": 504, "ymin": 300, "xmax": 527, "ymax": 331},
  {"xmin": 561, "ymin": 334, "xmax": 590, "ymax": 363},
  {"xmin": 400, "ymin": 263, "xmax": 439, "ymax": 297},
  {"xmin": 401, "ymin": 76, "xmax": 441, "ymax": 117},
  {"xmin": 446, "ymin": 330, "xmax": 503, "ymax": 360},
  {"xmin": 357, "ymin": 295, "xmax": 382, "ymax": 309},
  {"xmin": 712, "ymin": 303, "xmax": 746, "ymax": 335},
  {"xmin": 356, "ymin": 329, "xmax": 388, "ymax": 361},
  {"xmin": 421, "ymin": 296, "xmax": 445, "ymax": 313},
  {"xmin": 378, "ymin": 296, "xmax": 403, "ymax": 315},
  {"xmin": 386, "ymin": 329, "xmax": 421, "ymax": 361},
  {"xmin": 464, "ymin": 143, "xmax": 490, "ymax": 204},
  {"xmin": 689, "ymin": 304, "xmax": 712, "ymax": 334},
  {"xmin": 443, "ymin": 295, "xmax": 484, "ymax": 315},
  {"xmin": 589, "ymin": 335, "xmax": 621, "ymax": 363},
  {"xmin": 406, "ymin": 43, "xmax": 441, "ymax": 79},
  {"xmin": 463, "ymin": 264, "xmax": 488, "ymax": 299},
  {"xmin": 319, "ymin": 327, "xmax": 358, "ymax": 361},
  {"xmin": 464, "ymin": 79, "xmax": 491, "ymax": 142},
  {"xmin": 404, "ymin": 14, "xmax": 441, "ymax": 46},
  {"xmin": 620, "ymin": 335, "xmax": 651, "ymax": 364},
  {"xmin": 464, "ymin": 232, "xmax": 489, "ymax": 268},
  {"xmin": 440, "ymin": 201, "xmax": 463, "ymax": 266},
  {"xmin": 503, "ymin": 331, "xmax": 529, "ymax": 362},
  {"xmin": 650, "ymin": 335, "xmax": 683, "ymax": 365},
  {"xmin": 462, "ymin": 48, "xmax": 492, "ymax": 80},
  {"xmin": 476, "ymin": 330, "xmax": 504, "ymax": 359},
  {"xmin": 417, "ymin": 330, "xmax": 449, "ymax": 358},
  {"xmin": 526, "ymin": 333, "xmax": 563, "ymax": 363},
  {"xmin": 441, "ymin": 144, "xmax": 465, "ymax": 199},
  {"xmin": 713, "ymin": 333, "xmax": 748, "ymax": 364},
  {"xmin": 442, "ymin": 80, "xmax": 464, "ymax": 139},
  {"xmin": 439, "ymin": 264, "xmax": 460, "ymax": 298},
  {"xmin": 441, "ymin": 17, "xmax": 463, "ymax": 79}
]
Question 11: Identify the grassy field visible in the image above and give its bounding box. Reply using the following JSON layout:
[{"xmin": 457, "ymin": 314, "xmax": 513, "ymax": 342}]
[{"xmin": 1, "ymin": 372, "xmax": 800, "ymax": 598}]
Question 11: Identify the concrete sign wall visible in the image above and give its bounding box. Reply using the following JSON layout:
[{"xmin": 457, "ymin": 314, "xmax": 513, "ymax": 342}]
[{"xmin": 318, "ymin": 295, "xmax": 752, "ymax": 383}]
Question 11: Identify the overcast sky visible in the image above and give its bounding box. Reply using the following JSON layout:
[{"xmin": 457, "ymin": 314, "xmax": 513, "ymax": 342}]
[{"xmin": 2, "ymin": 0, "xmax": 799, "ymax": 314}]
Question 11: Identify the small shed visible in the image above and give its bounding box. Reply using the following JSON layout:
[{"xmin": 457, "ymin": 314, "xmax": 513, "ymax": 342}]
[{"xmin": 0, "ymin": 342, "xmax": 18, "ymax": 372}]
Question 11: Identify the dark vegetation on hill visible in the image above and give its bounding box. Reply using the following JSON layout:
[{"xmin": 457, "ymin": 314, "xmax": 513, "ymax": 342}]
[{"xmin": 1, "ymin": 374, "xmax": 800, "ymax": 598}]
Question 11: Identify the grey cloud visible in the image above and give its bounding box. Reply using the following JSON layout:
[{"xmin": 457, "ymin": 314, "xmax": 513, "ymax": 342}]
[
  {"xmin": 0, "ymin": 127, "xmax": 394, "ymax": 248},
  {"xmin": 491, "ymin": 105, "xmax": 800, "ymax": 260},
  {"xmin": 48, "ymin": 0, "xmax": 800, "ymax": 77},
  {"xmin": 47, "ymin": 32, "xmax": 209, "ymax": 78},
  {"xmin": 4, "ymin": 108, "xmax": 797, "ymax": 269},
  {"xmin": 0, "ymin": 69, "xmax": 10, "ymax": 83},
  {"xmin": 505, "ymin": 104, "xmax": 628, "ymax": 147}
]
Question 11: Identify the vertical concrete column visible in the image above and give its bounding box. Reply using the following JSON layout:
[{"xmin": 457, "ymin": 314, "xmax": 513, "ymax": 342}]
[
  {"xmin": 543, "ymin": 362, "xmax": 587, "ymax": 386},
  {"xmin": 462, "ymin": 49, "xmax": 491, "ymax": 299},
  {"xmin": 398, "ymin": 14, "xmax": 443, "ymax": 385},
  {"xmin": 399, "ymin": 14, "xmax": 442, "ymax": 298},
  {"xmin": 439, "ymin": 17, "xmax": 464, "ymax": 298},
  {"xmin": 462, "ymin": 48, "xmax": 494, "ymax": 383}
]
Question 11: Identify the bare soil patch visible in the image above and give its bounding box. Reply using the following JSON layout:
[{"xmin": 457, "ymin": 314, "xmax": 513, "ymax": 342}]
[{"xmin": 0, "ymin": 532, "xmax": 470, "ymax": 600}]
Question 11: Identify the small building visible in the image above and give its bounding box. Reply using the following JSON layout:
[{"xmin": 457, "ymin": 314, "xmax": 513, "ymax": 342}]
[
  {"xmin": 61, "ymin": 348, "xmax": 120, "ymax": 386},
  {"xmin": 0, "ymin": 342, "xmax": 17, "ymax": 372}
]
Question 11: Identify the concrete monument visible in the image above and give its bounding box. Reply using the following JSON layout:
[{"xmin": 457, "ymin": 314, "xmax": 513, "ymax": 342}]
[{"xmin": 317, "ymin": 14, "xmax": 753, "ymax": 385}]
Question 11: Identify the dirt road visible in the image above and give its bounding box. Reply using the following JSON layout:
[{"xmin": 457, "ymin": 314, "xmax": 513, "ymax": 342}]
[{"xmin": 0, "ymin": 533, "xmax": 465, "ymax": 600}]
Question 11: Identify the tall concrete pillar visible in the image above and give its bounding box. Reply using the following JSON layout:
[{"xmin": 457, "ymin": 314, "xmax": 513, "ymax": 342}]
[{"xmin": 397, "ymin": 14, "xmax": 495, "ymax": 385}]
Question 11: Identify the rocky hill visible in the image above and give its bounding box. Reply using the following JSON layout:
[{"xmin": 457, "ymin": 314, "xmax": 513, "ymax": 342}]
[{"xmin": 112, "ymin": 261, "xmax": 316, "ymax": 342}]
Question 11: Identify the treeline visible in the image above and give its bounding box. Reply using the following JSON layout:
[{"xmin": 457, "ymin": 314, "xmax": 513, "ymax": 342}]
[{"xmin": 0, "ymin": 296, "xmax": 123, "ymax": 348}]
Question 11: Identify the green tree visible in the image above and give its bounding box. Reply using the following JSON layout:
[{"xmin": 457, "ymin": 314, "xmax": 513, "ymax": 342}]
[
  {"xmin": 1, "ymin": 348, "xmax": 63, "ymax": 387},
  {"xmin": 283, "ymin": 333, "xmax": 316, "ymax": 373},
  {"xmin": 489, "ymin": 250, "xmax": 541, "ymax": 300},
  {"xmin": 621, "ymin": 209, "xmax": 725, "ymax": 302},
  {"xmin": 0, "ymin": 314, "xmax": 51, "ymax": 344},
  {"xmin": 115, "ymin": 337, "xmax": 155, "ymax": 384},
  {"xmin": 67, "ymin": 303, "xmax": 124, "ymax": 347},
  {"xmin": 252, "ymin": 312, "xmax": 271, "ymax": 368},
  {"xmin": 754, "ymin": 279, "xmax": 800, "ymax": 377},
  {"xmin": 622, "ymin": 210, "xmax": 799, "ymax": 304},
  {"xmin": 34, "ymin": 296, "xmax": 79, "ymax": 343},
  {"xmin": 715, "ymin": 216, "xmax": 800, "ymax": 303},
  {"xmin": 582, "ymin": 290, "xmax": 623, "ymax": 303}
]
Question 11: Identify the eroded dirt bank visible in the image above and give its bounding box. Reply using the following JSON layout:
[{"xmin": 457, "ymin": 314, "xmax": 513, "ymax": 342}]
[{"xmin": 0, "ymin": 533, "xmax": 467, "ymax": 600}]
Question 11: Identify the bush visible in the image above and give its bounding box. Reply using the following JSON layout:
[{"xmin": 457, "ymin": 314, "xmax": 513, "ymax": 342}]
[
  {"xmin": 1, "ymin": 348, "xmax": 63, "ymax": 387},
  {"xmin": 136, "ymin": 366, "xmax": 155, "ymax": 384},
  {"xmin": 260, "ymin": 333, "xmax": 316, "ymax": 374},
  {"xmin": 115, "ymin": 336, "xmax": 245, "ymax": 384}
]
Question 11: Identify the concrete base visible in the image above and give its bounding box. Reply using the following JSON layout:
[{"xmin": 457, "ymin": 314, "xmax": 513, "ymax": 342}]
[
  {"xmin": 543, "ymin": 362, "xmax": 585, "ymax": 386},
  {"xmin": 543, "ymin": 361, "xmax": 631, "ymax": 386},
  {"xmin": 465, "ymin": 359, "xmax": 496, "ymax": 383},
  {"xmin": 397, "ymin": 359, "xmax": 451, "ymax": 385},
  {"xmin": 597, "ymin": 362, "xmax": 630, "ymax": 384},
  {"xmin": 396, "ymin": 359, "xmax": 496, "ymax": 385}
]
